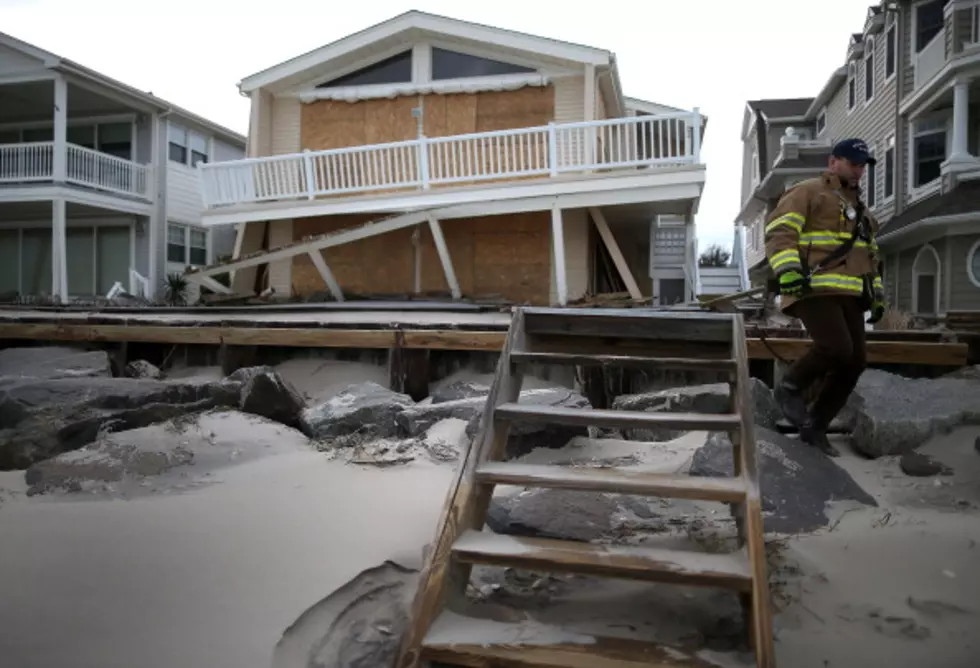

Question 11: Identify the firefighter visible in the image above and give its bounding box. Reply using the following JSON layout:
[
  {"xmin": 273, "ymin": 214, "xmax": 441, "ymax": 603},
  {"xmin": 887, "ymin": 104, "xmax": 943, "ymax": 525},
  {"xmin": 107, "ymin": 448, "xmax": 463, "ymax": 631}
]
[{"xmin": 764, "ymin": 138, "xmax": 885, "ymax": 457}]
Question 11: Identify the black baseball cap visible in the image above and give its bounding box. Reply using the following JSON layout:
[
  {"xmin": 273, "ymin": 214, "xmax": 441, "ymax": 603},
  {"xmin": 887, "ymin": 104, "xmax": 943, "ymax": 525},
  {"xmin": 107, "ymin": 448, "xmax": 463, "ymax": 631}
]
[{"xmin": 832, "ymin": 138, "xmax": 876, "ymax": 166}]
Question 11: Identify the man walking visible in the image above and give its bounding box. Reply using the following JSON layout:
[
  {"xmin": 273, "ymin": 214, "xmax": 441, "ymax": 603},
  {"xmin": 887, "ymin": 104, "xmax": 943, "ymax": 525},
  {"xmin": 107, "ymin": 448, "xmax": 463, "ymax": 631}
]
[{"xmin": 764, "ymin": 138, "xmax": 885, "ymax": 456}]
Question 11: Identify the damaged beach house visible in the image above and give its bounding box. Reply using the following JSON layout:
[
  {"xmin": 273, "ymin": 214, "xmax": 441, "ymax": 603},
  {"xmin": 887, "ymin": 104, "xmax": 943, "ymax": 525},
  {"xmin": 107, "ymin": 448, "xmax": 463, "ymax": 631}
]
[{"xmin": 185, "ymin": 10, "xmax": 709, "ymax": 307}]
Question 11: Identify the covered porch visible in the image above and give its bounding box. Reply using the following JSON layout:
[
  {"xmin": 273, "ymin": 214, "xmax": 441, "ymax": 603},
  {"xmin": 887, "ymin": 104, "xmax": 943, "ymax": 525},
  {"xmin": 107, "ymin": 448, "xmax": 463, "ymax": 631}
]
[
  {"xmin": 0, "ymin": 77, "xmax": 153, "ymax": 201},
  {"xmin": 0, "ymin": 199, "xmax": 148, "ymax": 302}
]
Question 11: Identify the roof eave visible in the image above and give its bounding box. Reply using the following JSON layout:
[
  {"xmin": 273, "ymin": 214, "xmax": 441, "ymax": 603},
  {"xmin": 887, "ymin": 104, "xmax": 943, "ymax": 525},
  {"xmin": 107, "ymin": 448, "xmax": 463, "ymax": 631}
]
[{"xmin": 804, "ymin": 66, "xmax": 848, "ymax": 119}]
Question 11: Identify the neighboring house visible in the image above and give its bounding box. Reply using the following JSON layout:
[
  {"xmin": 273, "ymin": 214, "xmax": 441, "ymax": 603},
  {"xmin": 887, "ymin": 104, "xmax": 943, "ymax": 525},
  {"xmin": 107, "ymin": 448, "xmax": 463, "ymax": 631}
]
[
  {"xmin": 0, "ymin": 32, "xmax": 245, "ymax": 302},
  {"xmin": 187, "ymin": 11, "xmax": 708, "ymax": 306},
  {"xmin": 734, "ymin": 0, "xmax": 980, "ymax": 317}
]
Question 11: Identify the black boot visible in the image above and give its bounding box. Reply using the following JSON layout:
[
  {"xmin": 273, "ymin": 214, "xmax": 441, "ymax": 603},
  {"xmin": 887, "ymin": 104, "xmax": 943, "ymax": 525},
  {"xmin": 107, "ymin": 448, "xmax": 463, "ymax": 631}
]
[
  {"xmin": 775, "ymin": 381, "xmax": 809, "ymax": 429},
  {"xmin": 799, "ymin": 421, "xmax": 841, "ymax": 457}
]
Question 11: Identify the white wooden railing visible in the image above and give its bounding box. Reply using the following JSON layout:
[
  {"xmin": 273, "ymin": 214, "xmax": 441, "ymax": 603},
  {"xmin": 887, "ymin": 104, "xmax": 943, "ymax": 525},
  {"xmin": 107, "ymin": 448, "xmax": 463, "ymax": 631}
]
[
  {"xmin": 198, "ymin": 111, "xmax": 702, "ymax": 209},
  {"xmin": 0, "ymin": 141, "xmax": 150, "ymax": 198},
  {"xmin": 129, "ymin": 268, "xmax": 150, "ymax": 298}
]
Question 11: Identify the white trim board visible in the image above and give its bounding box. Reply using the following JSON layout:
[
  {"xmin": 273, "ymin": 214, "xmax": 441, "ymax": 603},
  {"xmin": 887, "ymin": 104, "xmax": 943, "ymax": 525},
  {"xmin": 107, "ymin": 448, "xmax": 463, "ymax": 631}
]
[
  {"xmin": 0, "ymin": 185, "xmax": 153, "ymax": 216},
  {"xmin": 238, "ymin": 10, "xmax": 612, "ymax": 93}
]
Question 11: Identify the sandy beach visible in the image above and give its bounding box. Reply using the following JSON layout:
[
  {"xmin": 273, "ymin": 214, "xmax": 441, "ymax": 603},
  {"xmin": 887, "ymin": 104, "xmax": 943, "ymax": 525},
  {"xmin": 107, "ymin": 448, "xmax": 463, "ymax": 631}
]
[{"xmin": 2, "ymin": 355, "xmax": 979, "ymax": 668}]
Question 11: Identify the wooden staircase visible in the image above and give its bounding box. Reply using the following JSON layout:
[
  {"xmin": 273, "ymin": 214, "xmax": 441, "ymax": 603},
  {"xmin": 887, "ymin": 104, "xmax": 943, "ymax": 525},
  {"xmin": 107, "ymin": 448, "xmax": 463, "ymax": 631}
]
[{"xmin": 395, "ymin": 307, "xmax": 775, "ymax": 668}]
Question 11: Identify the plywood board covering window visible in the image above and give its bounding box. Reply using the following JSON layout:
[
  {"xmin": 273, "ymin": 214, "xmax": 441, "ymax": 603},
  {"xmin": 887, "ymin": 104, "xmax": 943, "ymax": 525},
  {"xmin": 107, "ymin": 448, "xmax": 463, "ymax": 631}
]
[{"xmin": 291, "ymin": 211, "xmax": 551, "ymax": 303}]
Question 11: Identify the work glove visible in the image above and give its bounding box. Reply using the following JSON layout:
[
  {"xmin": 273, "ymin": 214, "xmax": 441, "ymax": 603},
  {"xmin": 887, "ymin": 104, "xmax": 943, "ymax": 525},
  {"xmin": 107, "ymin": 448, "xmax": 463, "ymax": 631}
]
[
  {"xmin": 777, "ymin": 270, "xmax": 808, "ymax": 298},
  {"xmin": 866, "ymin": 286, "xmax": 886, "ymax": 325}
]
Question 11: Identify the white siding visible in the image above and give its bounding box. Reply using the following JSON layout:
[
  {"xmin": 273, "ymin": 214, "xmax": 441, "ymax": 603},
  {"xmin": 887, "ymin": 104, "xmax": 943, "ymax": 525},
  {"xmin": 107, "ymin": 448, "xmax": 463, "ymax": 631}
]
[
  {"xmin": 553, "ymin": 75, "xmax": 585, "ymax": 167},
  {"xmin": 213, "ymin": 138, "xmax": 245, "ymax": 162},
  {"xmin": 549, "ymin": 207, "xmax": 590, "ymax": 304},
  {"xmin": 165, "ymin": 164, "xmax": 204, "ymax": 225}
]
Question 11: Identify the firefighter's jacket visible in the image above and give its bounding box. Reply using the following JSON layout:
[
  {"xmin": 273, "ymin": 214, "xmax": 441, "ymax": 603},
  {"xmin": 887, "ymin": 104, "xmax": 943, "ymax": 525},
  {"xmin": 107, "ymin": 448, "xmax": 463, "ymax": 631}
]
[{"xmin": 764, "ymin": 171, "xmax": 883, "ymax": 311}]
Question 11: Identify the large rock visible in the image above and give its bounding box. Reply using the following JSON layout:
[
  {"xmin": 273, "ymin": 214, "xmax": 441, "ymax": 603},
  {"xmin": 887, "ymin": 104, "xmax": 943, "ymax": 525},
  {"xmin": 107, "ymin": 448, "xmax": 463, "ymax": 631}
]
[
  {"xmin": 0, "ymin": 374, "xmax": 245, "ymax": 470},
  {"xmin": 238, "ymin": 366, "xmax": 307, "ymax": 429},
  {"xmin": 429, "ymin": 379, "xmax": 490, "ymax": 404},
  {"xmin": 124, "ymin": 360, "xmax": 163, "ymax": 379},
  {"xmin": 396, "ymin": 396, "xmax": 486, "ymax": 437},
  {"xmin": 689, "ymin": 427, "xmax": 876, "ymax": 533},
  {"xmin": 850, "ymin": 369, "xmax": 980, "ymax": 458},
  {"xmin": 612, "ymin": 382, "xmax": 730, "ymax": 441},
  {"xmin": 463, "ymin": 387, "xmax": 591, "ymax": 459},
  {"xmin": 300, "ymin": 381, "xmax": 414, "ymax": 442},
  {"xmin": 0, "ymin": 346, "xmax": 112, "ymax": 379}
]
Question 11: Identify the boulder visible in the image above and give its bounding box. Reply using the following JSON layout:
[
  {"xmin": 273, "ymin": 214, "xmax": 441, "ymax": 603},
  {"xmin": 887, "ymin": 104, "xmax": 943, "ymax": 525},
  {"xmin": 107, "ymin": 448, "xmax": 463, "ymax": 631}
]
[
  {"xmin": 396, "ymin": 396, "xmax": 486, "ymax": 437},
  {"xmin": 612, "ymin": 383, "xmax": 730, "ymax": 441},
  {"xmin": 0, "ymin": 346, "xmax": 112, "ymax": 379},
  {"xmin": 899, "ymin": 452, "xmax": 953, "ymax": 477},
  {"xmin": 689, "ymin": 427, "xmax": 876, "ymax": 533},
  {"xmin": 238, "ymin": 366, "xmax": 307, "ymax": 429},
  {"xmin": 0, "ymin": 374, "xmax": 247, "ymax": 470},
  {"xmin": 429, "ymin": 379, "xmax": 490, "ymax": 404},
  {"xmin": 463, "ymin": 387, "xmax": 591, "ymax": 459},
  {"xmin": 300, "ymin": 381, "xmax": 414, "ymax": 442},
  {"xmin": 850, "ymin": 369, "xmax": 980, "ymax": 458},
  {"xmin": 124, "ymin": 360, "xmax": 163, "ymax": 379}
]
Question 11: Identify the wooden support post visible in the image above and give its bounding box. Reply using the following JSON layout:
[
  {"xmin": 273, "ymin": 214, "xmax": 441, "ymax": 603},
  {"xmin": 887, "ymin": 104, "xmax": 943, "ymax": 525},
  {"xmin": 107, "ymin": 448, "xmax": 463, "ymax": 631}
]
[
  {"xmin": 307, "ymin": 250, "xmax": 344, "ymax": 301},
  {"xmin": 388, "ymin": 330, "xmax": 431, "ymax": 401},
  {"xmin": 588, "ymin": 206, "xmax": 642, "ymax": 301},
  {"xmin": 427, "ymin": 216, "xmax": 460, "ymax": 300},
  {"xmin": 551, "ymin": 204, "xmax": 568, "ymax": 306}
]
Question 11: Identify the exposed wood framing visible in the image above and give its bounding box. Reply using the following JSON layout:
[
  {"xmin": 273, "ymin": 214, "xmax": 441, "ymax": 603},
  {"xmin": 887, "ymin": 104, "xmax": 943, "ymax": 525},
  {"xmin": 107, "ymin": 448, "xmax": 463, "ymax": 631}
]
[
  {"xmin": 427, "ymin": 215, "xmax": 461, "ymax": 299},
  {"xmin": 196, "ymin": 275, "xmax": 234, "ymax": 295},
  {"xmin": 588, "ymin": 206, "xmax": 642, "ymax": 301},
  {"xmin": 307, "ymin": 250, "xmax": 344, "ymax": 301},
  {"xmin": 0, "ymin": 323, "xmax": 967, "ymax": 365},
  {"xmin": 551, "ymin": 205, "xmax": 567, "ymax": 306}
]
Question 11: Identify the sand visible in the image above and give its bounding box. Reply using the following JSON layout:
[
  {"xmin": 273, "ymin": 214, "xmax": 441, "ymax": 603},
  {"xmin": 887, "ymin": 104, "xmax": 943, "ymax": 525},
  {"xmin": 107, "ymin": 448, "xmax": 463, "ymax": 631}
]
[{"xmin": 1, "ymin": 357, "xmax": 979, "ymax": 667}]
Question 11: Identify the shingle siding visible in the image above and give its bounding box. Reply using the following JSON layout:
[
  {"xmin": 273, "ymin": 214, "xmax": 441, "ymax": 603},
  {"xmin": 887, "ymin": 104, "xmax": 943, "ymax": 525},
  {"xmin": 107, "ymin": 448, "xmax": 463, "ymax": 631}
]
[{"xmin": 949, "ymin": 233, "xmax": 980, "ymax": 310}]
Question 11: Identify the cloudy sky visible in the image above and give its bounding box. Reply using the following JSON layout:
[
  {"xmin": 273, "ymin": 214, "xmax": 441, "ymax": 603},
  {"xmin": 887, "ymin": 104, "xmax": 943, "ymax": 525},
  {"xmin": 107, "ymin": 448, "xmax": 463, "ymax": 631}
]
[{"xmin": 2, "ymin": 0, "xmax": 869, "ymax": 250}]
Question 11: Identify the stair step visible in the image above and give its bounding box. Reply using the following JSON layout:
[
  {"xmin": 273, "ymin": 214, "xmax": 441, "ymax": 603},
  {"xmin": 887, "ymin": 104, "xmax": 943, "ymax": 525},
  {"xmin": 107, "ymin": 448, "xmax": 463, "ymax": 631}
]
[
  {"xmin": 475, "ymin": 462, "xmax": 746, "ymax": 503},
  {"xmin": 521, "ymin": 307, "xmax": 736, "ymax": 344},
  {"xmin": 511, "ymin": 351, "xmax": 737, "ymax": 372},
  {"xmin": 421, "ymin": 611, "xmax": 724, "ymax": 667},
  {"xmin": 452, "ymin": 530, "xmax": 752, "ymax": 591},
  {"xmin": 494, "ymin": 403, "xmax": 742, "ymax": 432}
]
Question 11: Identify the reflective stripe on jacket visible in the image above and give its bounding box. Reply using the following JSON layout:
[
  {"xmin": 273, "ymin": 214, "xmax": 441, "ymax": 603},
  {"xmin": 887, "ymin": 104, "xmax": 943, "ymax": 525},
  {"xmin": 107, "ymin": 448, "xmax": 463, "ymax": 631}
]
[{"xmin": 764, "ymin": 171, "xmax": 881, "ymax": 311}]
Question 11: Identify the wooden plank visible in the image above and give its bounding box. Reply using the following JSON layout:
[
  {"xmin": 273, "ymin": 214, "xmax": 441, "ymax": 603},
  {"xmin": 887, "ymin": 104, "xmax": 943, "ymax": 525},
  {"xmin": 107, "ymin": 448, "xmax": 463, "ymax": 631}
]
[
  {"xmin": 475, "ymin": 462, "xmax": 746, "ymax": 503},
  {"xmin": 452, "ymin": 530, "xmax": 752, "ymax": 590},
  {"xmin": 0, "ymin": 321, "xmax": 968, "ymax": 365},
  {"xmin": 511, "ymin": 351, "xmax": 738, "ymax": 372},
  {"xmin": 588, "ymin": 207, "xmax": 643, "ymax": 301},
  {"xmin": 427, "ymin": 216, "xmax": 461, "ymax": 300},
  {"xmin": 422, "ymin": 615, "xmax": 717, "ymax": 668},
  {"xmin": 523, "ymin": 309, "xmax": 735, "ymax": 343},
  {"xmin": 306, "ymin": 251, "xmax": 344, "ymax": 301},
  {"xmin": 495, "ymin": 403, "xmax": 741, "ymax": 432}
]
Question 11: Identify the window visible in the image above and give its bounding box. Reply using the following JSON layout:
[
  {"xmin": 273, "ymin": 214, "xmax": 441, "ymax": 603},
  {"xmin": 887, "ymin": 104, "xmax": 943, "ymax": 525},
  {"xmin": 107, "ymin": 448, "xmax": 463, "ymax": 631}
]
[
  {"xmin": 970, "ymin": 4, "xmax": 980, "ymax": 45},
  {"xmin": 168, "ymin": 123, "xmax": 187, "ymax": 164},
  {"xmin": 167, "ymin": 223, "xmax": 209, "ymax": 266},
  {"xmin": 816, "ymin": 108, "xmax": 827, "ymax": 135},
  {"xmin": 884, "ymin": 135, "xmax": 896, "ymax": 200},
  {"xmin": 189, "ymin": 228, "xmax": 207, "ymax": 265},
  {"xmin": 915, "ymin": 0, "xmax": 949, "ymax": 52},
  {"xmin": 167, "ymin": 223, "xmax": 186, "ymax": 263},
  {"xmin": 967, "ymin": 239, "xmax": 980, "ymax": 288},
  {"xmin": 866, "ymin": 145, "xmax": 877, "ymax": 207},
  {"xmin": 912, "ymin": 244, "xmax": 941, "ymax": 315},
  {"xmin": 431, "ymin": 47, "xmax": 535, "ymax": 80},
  {"xmin": 912, "ymin": 118, "xmax": 946, "ymax": 188},
  {"xmin": 317, "ymin": 51, "xmax": 413, "ymax": 88},
  {"xmin": 885, "ymin": 14, "xmax": 897, "ymax": 79},
  {"xmin": 865, "ymin": 37, "xmax": 876, "ymax": 102},
  {"xmin": 189, "ymin": 132, "xmax": 208, "ymax": 167},
  {"xmin": 169, "ymin": 123, "xmax": 209, "ymax": 166},
  {"xmin": 847, "ymin": 63, "xmax": 857, "ymax": 110}
]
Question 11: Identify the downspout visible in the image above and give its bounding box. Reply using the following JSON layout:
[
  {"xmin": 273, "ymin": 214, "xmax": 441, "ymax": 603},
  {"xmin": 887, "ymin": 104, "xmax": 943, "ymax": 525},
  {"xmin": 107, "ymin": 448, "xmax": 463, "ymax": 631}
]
[{"xmin": 150, "ymin": 107, "xmax": 174, "ymax": 298}]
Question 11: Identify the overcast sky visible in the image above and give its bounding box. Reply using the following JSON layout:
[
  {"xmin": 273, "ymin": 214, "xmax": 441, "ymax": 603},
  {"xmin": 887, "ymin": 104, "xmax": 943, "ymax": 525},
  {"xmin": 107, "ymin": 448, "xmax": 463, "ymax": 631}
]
[{"xmin": 2, "ymin": 0, "xmax": 869, "ymax": 250}]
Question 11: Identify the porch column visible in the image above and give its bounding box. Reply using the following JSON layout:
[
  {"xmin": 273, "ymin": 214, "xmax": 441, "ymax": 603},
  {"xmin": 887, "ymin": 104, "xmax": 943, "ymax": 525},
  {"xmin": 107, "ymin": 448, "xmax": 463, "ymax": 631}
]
[
  {"xmin": 51, "ymin": 198, "xmax": 67, "ymax": 301},
  {"xmin": 52, "ymin": 75, "xmax": 67, "ymax": 182},
  {"xmin": 948, "ymin": 78, "xmax": 974, "ymax": 163},
  {"xmin": 147, "ymin": 112, "xmax": 163, "ymax": 298}
]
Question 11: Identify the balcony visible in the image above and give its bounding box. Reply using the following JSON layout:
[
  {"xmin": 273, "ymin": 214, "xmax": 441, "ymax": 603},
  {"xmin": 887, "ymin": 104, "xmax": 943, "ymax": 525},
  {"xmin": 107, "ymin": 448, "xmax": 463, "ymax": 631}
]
[
  {"xmin": 914, "ymin": 31, "xmax": 946, "ymax": 90},
  {"xmin": 0, "ymin": 142, "xmax": 152, "ymax": 200},
  {"xmin": 197, "ymin": 112, "xmax": 702, "ymax": 210}
]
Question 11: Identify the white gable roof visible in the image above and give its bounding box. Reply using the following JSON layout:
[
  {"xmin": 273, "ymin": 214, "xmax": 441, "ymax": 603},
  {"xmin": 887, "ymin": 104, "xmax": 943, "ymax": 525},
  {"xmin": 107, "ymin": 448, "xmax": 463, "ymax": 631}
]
[{"xmin": 239, "ymin": 10, "xmax": 614, "ymax": 94}]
